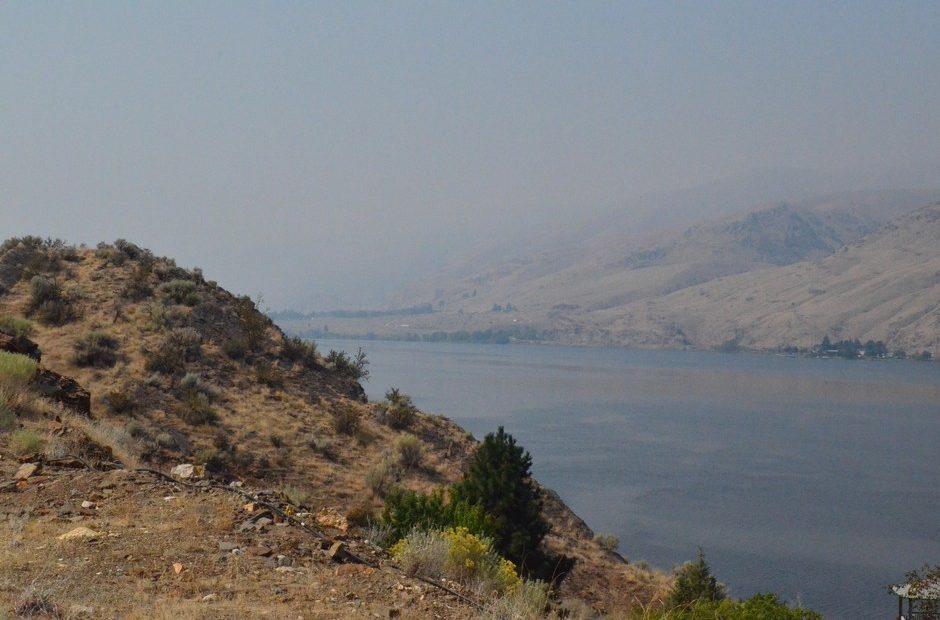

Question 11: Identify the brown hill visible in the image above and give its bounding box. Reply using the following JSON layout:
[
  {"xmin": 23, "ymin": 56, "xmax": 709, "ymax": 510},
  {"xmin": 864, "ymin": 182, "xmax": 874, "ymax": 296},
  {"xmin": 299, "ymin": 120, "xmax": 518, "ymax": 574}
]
[
  {"xmin": 0, "ymin": 238, "xmax": 669, "ymax": 617},
  {"xmin": 598, "ymin": 202, "xmax": 940, "ymax": 354},
  {"xmin": 289, "ymin": 192, "xmax": 940, "ymax": 355}
]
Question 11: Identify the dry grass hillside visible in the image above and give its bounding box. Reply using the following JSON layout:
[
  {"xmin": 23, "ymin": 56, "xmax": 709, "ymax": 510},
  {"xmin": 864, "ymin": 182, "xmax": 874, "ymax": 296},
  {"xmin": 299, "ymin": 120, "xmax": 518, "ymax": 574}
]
[
  {"xmin": 0, "ymin": 238, "xmax": 670, "ymax": 618},
  {"xmin": 285, "ymin": 194, "xmax": 940, "ymax": 356},
  {"xmin": 599, "ymin": 203, "xmax": 940, "ymax": 354}
]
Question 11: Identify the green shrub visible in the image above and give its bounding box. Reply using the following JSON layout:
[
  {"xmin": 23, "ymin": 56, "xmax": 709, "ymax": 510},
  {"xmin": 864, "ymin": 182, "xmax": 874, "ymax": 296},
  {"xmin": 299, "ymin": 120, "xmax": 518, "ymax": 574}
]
[
  {"xmin": 594, "ymin": 533, "xmax": 620, "ymax": 552},
  {"xmin": 451, "ymin": 426, "xmax": 548, "ymax": 574},
  {"xmin": 382, "ymin": 487, "xmax": 495, "ymax": 544},
  {"xmin": 72, "ymin": 331, "xmax": 120, "ymax": 368},
  {"xmin": 144, "ymin": 328, "xmax": 201, "ymax": 375},
  {"xmin": 670, "ymin": 549, "xmax": 726, "ymax": 606},
  {"xmin": 326, "ymin": 348, "xmax": 369, "ymax": 380},
  {"xmin": 157, "ymin": 279, "xmax": 200, "ymax": 306},
  {"xmin": 10, "ymin": 429, "xmax": 43, "ymax": 457},
  {"xmin": 332, "ymin": 406, "xmax": 360, "ymax": 435},
  {"xmin": 0, "ymin": 351, "xmax": 37, "ymax": 388},
  {"xmin": 0, "ymin": 315, "xmax": 34, "ymax": 339},
  {"xmin": 384, "ymin": 387, "xmax": 417, "ymax": 429},
  {"xmin": 395, "ymin": 434, "xmax": 423, "ymax": 470},
  {"xmin": 637, "ymin": 593, "xmax": 821, "ymax": 619},
  {"xmin": 280, "ymin": 336, "xmax": 318, "ymax": 368}
]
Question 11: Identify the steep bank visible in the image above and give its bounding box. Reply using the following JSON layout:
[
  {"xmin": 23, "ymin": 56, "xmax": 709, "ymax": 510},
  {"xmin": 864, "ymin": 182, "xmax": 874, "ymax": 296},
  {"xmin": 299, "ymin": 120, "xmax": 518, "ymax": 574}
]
[{"xmin": 0, "ymin": 237, "xmax": 669, "ymax": 616}]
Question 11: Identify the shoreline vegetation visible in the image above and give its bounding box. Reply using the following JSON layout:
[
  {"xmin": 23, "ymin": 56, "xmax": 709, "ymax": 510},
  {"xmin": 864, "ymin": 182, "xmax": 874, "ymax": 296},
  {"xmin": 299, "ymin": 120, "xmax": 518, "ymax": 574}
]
[{"xmin": 278, "ymin": 322, "xmax": 935, "ymax": 362}]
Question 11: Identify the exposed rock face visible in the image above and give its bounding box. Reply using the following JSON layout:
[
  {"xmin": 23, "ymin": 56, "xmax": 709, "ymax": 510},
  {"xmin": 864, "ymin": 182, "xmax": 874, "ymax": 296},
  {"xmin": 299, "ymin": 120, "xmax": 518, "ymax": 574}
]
[
  {"xmin": 0, "ymin": 332, "xmax": 41, "ymax": 361},
  {"xmin": 33, "ymin": 368, "xmax": 91, "ymax": 415}
]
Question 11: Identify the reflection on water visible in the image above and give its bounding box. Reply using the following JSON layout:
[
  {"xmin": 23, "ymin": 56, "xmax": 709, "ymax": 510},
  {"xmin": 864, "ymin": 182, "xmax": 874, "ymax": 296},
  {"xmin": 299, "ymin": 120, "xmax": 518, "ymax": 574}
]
[{"xmin": 323, "ymin": 339, "xmax": 940, "ymax": 619}]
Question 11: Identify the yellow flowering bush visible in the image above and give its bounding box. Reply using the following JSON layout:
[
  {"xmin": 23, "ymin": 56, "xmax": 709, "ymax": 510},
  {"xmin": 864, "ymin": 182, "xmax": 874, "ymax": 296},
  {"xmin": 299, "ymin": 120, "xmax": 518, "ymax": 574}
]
[
  {"xmin": 443, "ymin": 527, "xmax": 490, "ymax": 579},
  {"xmin": 390, "ymin": 526, "xmax": 522, "ymax": 595}
]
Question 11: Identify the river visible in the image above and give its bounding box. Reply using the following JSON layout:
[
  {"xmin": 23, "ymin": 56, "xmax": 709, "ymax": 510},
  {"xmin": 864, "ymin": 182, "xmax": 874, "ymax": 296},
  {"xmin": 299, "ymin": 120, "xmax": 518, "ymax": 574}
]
[{"xmin": 321, "ymin": 339, "xmax": 940, "ymax": 619}]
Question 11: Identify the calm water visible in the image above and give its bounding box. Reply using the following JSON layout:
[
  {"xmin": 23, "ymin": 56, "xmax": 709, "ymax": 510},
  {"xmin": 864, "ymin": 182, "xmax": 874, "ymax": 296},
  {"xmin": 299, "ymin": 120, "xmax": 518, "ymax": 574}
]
[{"xmin": 324, "ymin": 339, "xmax": 940, "ymax": 619}]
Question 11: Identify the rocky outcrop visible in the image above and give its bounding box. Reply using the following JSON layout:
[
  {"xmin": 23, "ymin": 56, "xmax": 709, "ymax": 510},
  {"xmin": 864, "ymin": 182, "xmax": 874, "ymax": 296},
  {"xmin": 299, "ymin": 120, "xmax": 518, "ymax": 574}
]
[
  {"xmin": 0, "ymin": 332, "xmax": 41, "ymax": 361},
  {"xmin": 33, "ymin": 368, "xmax": 91, "ymax": 416}
]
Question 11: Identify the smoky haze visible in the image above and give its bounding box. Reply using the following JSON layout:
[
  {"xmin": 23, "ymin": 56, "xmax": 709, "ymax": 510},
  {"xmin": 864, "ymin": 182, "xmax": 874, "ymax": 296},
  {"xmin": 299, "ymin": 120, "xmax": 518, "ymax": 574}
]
[{"xmin": 2, "ymin": 3, "xmax": 939, "ymax": 309}]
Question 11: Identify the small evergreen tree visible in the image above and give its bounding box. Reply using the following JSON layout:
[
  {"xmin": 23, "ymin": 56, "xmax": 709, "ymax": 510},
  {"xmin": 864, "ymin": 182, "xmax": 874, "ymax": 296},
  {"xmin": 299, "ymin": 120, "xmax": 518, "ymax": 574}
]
[
  {"xmin": 670, "ymin": 548, "xmax": 727, "ymax": 607},
  {"xmin": 451, "ymin": 426, "xmax": 549, "ymax": 573}
]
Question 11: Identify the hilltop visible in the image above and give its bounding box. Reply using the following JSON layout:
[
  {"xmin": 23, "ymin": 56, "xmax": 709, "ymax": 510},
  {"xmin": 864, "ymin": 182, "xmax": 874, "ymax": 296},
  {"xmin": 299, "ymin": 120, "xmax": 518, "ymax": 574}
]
[{"xmin": 0, "ymin": 238, "xmax": 669, "ymax": 617}]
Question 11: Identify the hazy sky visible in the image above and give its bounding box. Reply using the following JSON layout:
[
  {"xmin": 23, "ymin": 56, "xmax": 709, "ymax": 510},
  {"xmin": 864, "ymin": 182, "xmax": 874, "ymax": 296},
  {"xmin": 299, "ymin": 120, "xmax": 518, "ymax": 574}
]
[{"xmin": 2, "ymin": 2, "xmax": 939, "ymax": 308}]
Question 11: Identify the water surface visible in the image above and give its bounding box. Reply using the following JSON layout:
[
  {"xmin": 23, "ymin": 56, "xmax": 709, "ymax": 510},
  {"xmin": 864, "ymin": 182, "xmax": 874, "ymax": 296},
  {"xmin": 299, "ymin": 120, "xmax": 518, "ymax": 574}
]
[{"xmin": 323, "ymin": 339, "xmax": 940, "ymax": 619}]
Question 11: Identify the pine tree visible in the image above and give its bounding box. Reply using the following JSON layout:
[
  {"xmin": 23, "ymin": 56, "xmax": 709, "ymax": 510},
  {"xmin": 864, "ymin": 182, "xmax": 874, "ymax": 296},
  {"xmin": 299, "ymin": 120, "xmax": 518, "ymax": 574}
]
[
  {"xmin": 451, "ymin": 426, "xmax": 549, "ymax": 573},
  {"xmin": 670, "ymin": 548, "xmax": 727, "ymax": 606}
]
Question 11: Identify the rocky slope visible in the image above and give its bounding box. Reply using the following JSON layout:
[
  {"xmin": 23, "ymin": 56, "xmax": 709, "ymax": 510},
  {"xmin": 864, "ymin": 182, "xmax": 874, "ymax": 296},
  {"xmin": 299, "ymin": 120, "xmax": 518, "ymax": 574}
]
[{"xmin": 0, "ymin": 238, "xmax": 669, "ymax": 617}]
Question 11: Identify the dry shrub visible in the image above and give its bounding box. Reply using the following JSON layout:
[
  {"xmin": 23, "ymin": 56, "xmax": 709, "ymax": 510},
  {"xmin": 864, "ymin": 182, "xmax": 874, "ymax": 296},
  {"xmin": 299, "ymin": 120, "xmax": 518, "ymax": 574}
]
[
  {"xmin": 222, "ymin": 338, "xmax": 248, "ymax": 360},
  {"xmin": 383, "ymin": 387, "xmax": 417, "ymax": 429},
  {"xmin": 280, "ymin": 336, "xmax": 318, "ymax": 368},
  {"xmin": 0, "ymin": 351, "xmax": 37, "ymax": 388},
  {"xmin": 26, "ymin": 275, "xmax": 79, "ymax": 325},
  {"xmin": 0, "ymin": 315, "xmax": 34, "ymax": 339},
  {"xmin": 157, "ymin": 279, "xmax": 200, "ymax": 306},
  {"xmin": 145, "ymin": 327, "xmax": 201, "ymax": 375},
  {"xmin": 180, "ymin": 392, "xmax": 217, "ymax": 425},
  {"xmin": 332, "ymin": 406, "xmax": 360, "ymax": 435},
  {"xmin": 72, "ymin": 331, "xmax": 120, "ymax": 368},
  {"xmin": 365, "ymin": 456, "xmax": 399, "ymax": 497},
  {"xmin": 346, "ymin": 505, "xmax": 376, "ymax": 527},
  {"xmin": 106, "ymin": 390, "xmax": 134, "ymax": 414},
  {"xmin": 67, "ymin": 415, "xmax": 142, "ymax": 468},
  {"xmin": 254, "ymin": 362, "xmax": 283, "ymax": 389},
  {"xmin": 395, "ymin": 434, "xmax": 423, "ymax": 470},
  {"xmin": 9, "ymin": 428, "xmax": 44, "ymax": 457}
]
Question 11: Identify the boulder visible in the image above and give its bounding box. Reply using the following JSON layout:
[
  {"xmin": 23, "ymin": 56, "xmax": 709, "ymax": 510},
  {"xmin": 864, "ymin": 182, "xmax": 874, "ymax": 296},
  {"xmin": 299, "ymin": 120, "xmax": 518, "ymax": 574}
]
[
  {"xmin": 170, "ymin": 464, "xmax": 195, "ymax": 480},
  {"xmin": 0, "ymin": 332, "xmax": 41, "ymax": 361},
  {"xmin": 33, "ymin": 369, "xmax": 90, "ymax": 415},
  {"xmin": 315, "ymin": 507, "xmax": 349, "ymax": 533},
  {"xmin": 328, "ymin": 541, "xmax": 350, "ymax": 563},
  {"xmin": 14, "ymin": 463, "xmax": 39, "ymax": 480}
]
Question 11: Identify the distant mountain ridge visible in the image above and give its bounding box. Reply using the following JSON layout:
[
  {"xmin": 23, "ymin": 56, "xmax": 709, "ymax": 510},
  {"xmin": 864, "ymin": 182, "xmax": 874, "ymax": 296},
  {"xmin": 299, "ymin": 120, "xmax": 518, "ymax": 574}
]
[{"xmin": 283, "ymin": 189, "xmax": 940, "ymax": 356}]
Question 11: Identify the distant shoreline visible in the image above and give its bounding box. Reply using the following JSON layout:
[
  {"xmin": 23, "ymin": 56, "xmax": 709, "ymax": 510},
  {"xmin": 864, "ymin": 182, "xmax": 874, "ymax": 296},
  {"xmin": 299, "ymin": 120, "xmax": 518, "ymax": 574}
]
[{"xmin": 284, "ymin": 328, "xmax": 936, "ymax": 362}]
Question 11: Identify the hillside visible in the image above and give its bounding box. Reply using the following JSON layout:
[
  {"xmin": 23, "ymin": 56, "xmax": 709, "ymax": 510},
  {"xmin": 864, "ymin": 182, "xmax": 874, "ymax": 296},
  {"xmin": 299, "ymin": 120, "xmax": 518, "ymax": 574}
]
[
  {"xmin": 0, "ymin": 238, "xmax": 669, "ymax": 617},
  {"xmin": 283, "ymin": 192, "xmax": 940, "ymax": 355},
  {"xmin": 598, "ymin": 202, "xmax": 940, "ymax": 353}
]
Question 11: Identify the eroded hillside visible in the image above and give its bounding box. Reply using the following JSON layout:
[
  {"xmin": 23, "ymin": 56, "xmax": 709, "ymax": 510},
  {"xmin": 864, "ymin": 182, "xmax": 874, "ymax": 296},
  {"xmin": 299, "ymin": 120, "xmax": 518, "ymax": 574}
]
[{"xmin": 0, "ymin": 238, "xmax": 670, "ymax": 617}]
